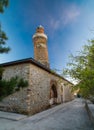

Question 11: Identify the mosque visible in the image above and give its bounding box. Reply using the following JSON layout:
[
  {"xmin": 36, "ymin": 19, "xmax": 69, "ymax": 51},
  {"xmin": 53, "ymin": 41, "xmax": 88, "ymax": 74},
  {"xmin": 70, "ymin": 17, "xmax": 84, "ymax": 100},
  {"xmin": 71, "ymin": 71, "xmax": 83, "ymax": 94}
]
[{"xmin": 0, "ymin": 26, "xmax": 73, "ymax": 115}]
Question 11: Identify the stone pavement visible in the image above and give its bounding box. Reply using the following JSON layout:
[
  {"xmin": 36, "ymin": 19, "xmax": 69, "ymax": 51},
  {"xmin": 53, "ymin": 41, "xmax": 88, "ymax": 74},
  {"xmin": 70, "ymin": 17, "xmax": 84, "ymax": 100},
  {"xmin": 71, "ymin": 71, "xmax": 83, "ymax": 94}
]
[{"xmin": 0, "ymin": 98, "xmax": 94, "ymax": 130}]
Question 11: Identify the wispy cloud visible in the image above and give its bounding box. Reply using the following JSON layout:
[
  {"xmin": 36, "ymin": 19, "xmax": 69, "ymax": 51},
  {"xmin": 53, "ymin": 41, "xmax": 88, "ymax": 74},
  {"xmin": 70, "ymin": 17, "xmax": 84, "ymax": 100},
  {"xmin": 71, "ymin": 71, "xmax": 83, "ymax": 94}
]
[
  {"xmin": 49, "ymin": 4, "xmax": 80, "ymax": 30},
  {"xmin": 50, "ymin": 19, "xmax": 60, "ymax": 30},
  {"xmin": 62, "ymin": 5, "xmax": 80, "ymax": 25}
]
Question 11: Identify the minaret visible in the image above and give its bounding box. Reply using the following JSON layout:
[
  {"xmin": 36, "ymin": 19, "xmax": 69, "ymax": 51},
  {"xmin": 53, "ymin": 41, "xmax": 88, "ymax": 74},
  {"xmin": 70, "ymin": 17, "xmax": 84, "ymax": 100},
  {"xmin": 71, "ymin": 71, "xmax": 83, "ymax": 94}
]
[{"xmin": 32, "ymin": 25, "xmax": 49, "ymax": 68}]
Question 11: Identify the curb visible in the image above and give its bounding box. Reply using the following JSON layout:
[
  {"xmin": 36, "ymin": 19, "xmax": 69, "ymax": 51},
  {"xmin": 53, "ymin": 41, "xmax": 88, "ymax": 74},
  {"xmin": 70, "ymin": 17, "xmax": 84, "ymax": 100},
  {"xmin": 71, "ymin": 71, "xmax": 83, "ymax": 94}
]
[
  {"xmin": 0, "ymin": 111, "xmax": 27, "ymax": 121},
  {"xmin": 85, "ymin": 100, "xmax": 94, "ymax": 126}
]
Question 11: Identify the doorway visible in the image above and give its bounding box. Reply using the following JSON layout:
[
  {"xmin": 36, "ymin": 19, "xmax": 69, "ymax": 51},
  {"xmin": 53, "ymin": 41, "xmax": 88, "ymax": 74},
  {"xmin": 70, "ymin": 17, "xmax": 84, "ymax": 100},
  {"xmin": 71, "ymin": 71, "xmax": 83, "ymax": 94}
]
[{"xmin": 50, "ymin": 84, "xmax": 57, "ymax": 105}]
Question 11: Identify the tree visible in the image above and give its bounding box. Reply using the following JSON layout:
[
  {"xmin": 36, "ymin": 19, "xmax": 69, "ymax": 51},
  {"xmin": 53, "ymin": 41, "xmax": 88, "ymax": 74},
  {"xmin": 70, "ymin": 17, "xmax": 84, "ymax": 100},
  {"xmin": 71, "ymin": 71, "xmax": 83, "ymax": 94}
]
[
  {"xmin": 0, "ymin": 0, "xmax": 10, "ymax": 54},
  {"xmin": 63, "ymin": 40, "xmax": 94, "ymax": 98},
  {"xmin": 0, "ymin": 0, "xmax": 10, "ymax": 78},
  {"xmin": 0, "ymin": 24, "xmax": 10, "ymax": 53},
  {"xmin": 0, "ymin": 0, "xmax": 9, "ymax": 13}
]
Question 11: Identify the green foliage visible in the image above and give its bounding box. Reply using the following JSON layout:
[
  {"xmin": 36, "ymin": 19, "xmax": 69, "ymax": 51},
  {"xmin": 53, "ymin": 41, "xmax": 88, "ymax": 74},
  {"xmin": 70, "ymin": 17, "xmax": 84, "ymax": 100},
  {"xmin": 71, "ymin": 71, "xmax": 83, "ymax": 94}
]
[
  {"xmin": 0, "ymin": 67, "xmax": 4, "ymax": 79},
  {"xmin": 18, "ymin": 78, "xmax": 28, "ymax": 88},
  {"xmin": 0, "ymin": 0, "xmax": 10, "ymax": 79},
  {"xmin": 0, "ymin": 0, "xmax": 10, "ymax": 54},
  {"xmin": 51, "ymin": 69, "xmax": 57, "ymax": 74},
  {"xmin": 0, "ymin": 23, "xmax": 10, "ymax": 54},
  {"xmin": 0, "ymin": 0, "xmax": 9, "ymax": 13},
  {"xmin": 63, "ymin": 40, "xmax": 94, "ymax": 98},
  {"xmin": 0, "ymin": 76, "xmax": 28, "ymax": 100}
]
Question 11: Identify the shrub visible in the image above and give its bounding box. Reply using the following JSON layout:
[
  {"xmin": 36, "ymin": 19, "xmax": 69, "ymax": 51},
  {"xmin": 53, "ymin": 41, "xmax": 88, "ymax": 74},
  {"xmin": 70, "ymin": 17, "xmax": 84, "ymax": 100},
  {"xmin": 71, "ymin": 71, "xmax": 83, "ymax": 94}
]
[{"xmin": 0, "ymin": 76, "xmax": 28, "ymax": 100}]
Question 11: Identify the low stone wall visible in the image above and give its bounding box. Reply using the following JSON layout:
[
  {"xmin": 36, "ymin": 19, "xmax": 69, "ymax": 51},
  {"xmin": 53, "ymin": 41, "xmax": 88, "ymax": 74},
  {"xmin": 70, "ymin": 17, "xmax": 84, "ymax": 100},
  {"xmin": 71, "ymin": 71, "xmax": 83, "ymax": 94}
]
[
  {"xmin": 85, "ymin": 100, "xmax": 94, "ymax": 126},
  {"xmin": 0, "ymin": 88, "xmax": 29, "ymax": 114},
  {"xmin": 0, "ymin": 87, "xmax": 50, "ymax": 115}
]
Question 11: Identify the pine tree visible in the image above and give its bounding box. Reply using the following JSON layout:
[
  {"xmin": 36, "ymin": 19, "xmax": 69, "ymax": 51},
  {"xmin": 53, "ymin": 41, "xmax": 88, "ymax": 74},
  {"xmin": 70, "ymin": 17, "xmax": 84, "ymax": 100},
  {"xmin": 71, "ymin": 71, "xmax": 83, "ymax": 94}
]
[
  {"xmin": 0, "ymin": 0, "xmax": 10, "ymax": 78},
  {"xmin": 0, "ymin": 0, "xmax": 10, "ymax": 54},
  {"xmin": 0, "ymin": 23, "xmax": 10, "ymax": 53},
  {"xmin": 0, "ymin": 0, "xmax": 9, "ymax": 13}
]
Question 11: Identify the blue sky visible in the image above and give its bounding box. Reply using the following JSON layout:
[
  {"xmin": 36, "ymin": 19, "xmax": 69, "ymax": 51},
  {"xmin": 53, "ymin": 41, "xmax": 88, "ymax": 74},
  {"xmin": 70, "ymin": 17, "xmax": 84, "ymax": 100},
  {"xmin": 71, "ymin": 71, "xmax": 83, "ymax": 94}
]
[{"xmin": 0, "ymin": 0, "xmax": 94, "ymax": 73}]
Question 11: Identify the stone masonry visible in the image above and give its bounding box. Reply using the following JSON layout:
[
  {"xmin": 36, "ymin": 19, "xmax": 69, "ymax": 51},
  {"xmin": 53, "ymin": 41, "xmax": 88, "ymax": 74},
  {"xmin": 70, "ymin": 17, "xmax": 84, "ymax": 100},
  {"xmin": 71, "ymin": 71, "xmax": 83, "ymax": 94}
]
[
  {"xmin": 33, "ymin": 25, "xmax": 49, "ymax": 68},
  {"xmin": 0, "ymin": 59, "xmax": 73, "ymax": 115}
]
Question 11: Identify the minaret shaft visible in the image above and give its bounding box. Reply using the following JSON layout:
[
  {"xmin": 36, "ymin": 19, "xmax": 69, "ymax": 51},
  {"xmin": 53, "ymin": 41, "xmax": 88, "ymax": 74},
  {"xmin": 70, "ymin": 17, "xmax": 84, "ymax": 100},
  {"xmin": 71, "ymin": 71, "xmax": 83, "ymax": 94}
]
[{"xmin": 32, "ymin": 26, "xmax": 49, "ymax": 68}]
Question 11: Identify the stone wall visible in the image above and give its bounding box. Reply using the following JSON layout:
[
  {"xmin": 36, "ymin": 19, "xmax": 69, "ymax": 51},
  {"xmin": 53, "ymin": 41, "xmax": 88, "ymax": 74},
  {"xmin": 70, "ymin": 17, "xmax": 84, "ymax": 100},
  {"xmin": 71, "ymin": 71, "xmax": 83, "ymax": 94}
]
[
  {"xmin": 0, "ymin": 62, "xmax": 73, "ymax": 115},
  {"xmin": 0, "ymin": 63, "xmax": 31, "ymax": 114},
  {"xmin": 29, "ymin": 64, "xmax": 59, "ymax": 114},
  {"xmin": 2, "ymin": 63, "xmax": 30, "ymax": 82},
  {"xmin": 63, "ymin": 85, "xmax": 72, "ymax": 102},
  {"xmin": 0, "ymin": 88, "xmax": 28, "ymax": 114}
]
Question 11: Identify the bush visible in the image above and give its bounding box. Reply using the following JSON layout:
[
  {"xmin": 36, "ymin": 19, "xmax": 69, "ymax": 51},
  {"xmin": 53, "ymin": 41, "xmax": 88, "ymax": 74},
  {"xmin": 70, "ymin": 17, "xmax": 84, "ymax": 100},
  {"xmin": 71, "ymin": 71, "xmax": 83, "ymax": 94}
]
[{"xmin": 0, "ymin": 76, "xmax": 28, "ymax": 100}]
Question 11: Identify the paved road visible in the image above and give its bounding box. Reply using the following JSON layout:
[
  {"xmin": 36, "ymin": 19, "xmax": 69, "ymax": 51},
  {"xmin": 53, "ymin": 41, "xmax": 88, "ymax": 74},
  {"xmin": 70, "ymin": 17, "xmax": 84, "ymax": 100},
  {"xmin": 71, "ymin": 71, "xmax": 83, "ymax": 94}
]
[{"xmin": 0, "ymin": 98, "xmax": 94, "ymax": 130}]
